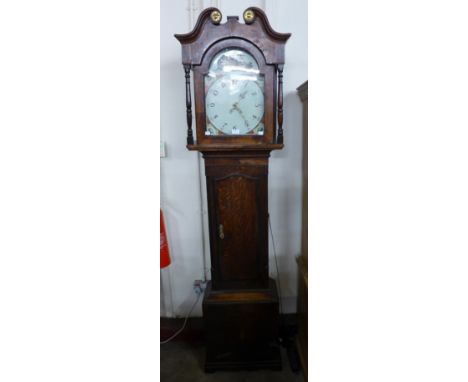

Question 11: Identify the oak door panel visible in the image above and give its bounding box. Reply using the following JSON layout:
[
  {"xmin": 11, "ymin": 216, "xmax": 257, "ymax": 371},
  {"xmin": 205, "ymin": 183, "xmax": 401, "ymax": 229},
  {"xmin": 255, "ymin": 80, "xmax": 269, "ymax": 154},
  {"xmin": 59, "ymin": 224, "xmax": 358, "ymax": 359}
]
[
  {"xmin": 209, "ymin": 173, "xmax": 268, "ymax": 289},
  {"xmin": 216, "ymin": 175, "xmax": 258, "ymax": 281}
]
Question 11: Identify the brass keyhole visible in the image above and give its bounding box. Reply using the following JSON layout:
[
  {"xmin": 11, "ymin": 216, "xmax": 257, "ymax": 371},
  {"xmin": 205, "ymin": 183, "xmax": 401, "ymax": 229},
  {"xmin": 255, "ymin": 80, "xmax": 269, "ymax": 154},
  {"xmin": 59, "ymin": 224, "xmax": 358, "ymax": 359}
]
[{"xmin": 218, "ymin": 224, "xmax": 225, "ymax": 240}]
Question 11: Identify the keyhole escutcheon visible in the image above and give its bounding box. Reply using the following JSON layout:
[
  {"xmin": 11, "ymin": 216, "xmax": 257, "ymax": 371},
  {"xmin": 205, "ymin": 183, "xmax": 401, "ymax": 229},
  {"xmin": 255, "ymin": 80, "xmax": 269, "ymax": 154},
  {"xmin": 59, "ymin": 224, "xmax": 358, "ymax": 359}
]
[{"xmin": 218, "ymin": 224, "xmax": 225, "ymax": 240}]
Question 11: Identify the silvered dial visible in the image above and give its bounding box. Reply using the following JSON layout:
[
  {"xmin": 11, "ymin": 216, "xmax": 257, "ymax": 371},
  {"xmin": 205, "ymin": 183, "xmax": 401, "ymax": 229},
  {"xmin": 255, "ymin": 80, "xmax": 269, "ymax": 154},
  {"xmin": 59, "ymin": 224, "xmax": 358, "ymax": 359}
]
[{"xmin": 205, "ymin": 49, "xmax": 264, "ymax": 136}]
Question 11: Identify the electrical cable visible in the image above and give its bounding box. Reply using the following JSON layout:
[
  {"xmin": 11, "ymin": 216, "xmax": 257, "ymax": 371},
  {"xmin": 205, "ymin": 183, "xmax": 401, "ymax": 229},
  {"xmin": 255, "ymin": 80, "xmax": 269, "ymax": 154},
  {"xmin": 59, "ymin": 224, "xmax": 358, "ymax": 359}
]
[
  {"xmin": 160, "ymin": 290, "xmax": 202, "ymax": 345},
  {"xmin": 161, "ymin": 219, "xmax": 281, "ymax": 344}
]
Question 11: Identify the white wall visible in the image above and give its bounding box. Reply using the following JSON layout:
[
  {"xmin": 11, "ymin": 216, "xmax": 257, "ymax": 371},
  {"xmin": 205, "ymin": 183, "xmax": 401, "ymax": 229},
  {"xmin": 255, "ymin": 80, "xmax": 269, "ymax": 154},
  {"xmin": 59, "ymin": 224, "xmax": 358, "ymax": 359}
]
[{"xmin": 160, "ymin": 0, "xmax": 307, "ymax": 317}]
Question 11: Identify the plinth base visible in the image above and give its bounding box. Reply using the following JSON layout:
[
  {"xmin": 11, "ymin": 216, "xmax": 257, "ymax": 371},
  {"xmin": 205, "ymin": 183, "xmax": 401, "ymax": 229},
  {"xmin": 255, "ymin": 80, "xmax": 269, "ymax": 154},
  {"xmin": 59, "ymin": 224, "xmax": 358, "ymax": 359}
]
[
  {"xmin": 205, "ymin": 343, "xmax": 281, "ymax": 372},
  {"xmin": 202, "ymin": 278, "xmax": 281, "ymax": 372}
]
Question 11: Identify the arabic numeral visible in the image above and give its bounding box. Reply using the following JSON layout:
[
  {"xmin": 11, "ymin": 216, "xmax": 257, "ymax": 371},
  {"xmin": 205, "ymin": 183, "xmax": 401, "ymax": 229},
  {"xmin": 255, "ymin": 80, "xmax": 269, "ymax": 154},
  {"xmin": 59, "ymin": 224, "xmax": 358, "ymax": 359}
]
[
  {"xmin": 209, "ymin": 103, "xmax": 215, "ymax": 107},
  {"xmin": 213, "ymin": 90, "xmax": 219, "ymax": 96}
]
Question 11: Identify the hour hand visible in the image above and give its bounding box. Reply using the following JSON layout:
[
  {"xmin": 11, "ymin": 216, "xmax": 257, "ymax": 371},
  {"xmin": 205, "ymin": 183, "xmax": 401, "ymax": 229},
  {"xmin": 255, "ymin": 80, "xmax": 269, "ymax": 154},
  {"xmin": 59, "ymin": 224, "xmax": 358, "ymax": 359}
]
[{"xmin": 229, "ymin": 102, "xmax": 240, "ymax": 113}]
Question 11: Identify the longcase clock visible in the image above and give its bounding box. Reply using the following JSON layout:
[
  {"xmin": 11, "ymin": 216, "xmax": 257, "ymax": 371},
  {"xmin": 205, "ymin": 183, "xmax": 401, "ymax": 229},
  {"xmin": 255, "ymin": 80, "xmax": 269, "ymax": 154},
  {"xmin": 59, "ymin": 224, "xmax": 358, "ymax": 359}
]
[{"xmin": 175, "ymin": 7, "xmax": 291, "ymax": 372}]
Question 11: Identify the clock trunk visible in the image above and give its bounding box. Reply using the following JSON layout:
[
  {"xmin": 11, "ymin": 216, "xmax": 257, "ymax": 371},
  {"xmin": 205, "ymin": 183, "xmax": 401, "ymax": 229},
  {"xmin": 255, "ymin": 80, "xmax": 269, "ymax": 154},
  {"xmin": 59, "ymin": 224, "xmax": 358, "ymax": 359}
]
[{"xmin": 204, "ymin": 151, "xmax": 269, "ymax": 290}]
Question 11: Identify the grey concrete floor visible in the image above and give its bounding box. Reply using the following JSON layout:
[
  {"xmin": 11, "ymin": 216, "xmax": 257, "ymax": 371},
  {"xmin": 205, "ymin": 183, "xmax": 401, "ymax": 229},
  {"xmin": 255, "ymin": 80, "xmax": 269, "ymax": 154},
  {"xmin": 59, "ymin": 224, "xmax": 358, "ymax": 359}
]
[{"xmin": 160, "ymin": 342, "xmax": 304, "ymax": 382}]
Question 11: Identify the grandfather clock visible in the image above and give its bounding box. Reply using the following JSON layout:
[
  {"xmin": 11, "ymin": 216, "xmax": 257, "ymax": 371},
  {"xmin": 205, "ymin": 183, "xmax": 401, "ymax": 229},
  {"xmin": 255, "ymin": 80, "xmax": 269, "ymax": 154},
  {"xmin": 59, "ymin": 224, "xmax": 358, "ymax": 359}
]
[{"xmin": 175, "ymin": 7, "xmax": 290, "ymax": 372}]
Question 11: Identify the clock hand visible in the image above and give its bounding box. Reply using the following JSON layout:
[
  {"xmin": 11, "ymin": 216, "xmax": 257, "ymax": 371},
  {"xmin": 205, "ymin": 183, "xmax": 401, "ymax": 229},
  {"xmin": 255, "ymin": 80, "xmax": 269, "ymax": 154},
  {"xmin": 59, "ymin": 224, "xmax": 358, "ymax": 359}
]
[
  {"xmin": 229, "ymin": 101, "xmax": 240, "ymax": 114},
  {"xmin": 232, "ymin": 104, "xmax": 249, "ymax": 126}
]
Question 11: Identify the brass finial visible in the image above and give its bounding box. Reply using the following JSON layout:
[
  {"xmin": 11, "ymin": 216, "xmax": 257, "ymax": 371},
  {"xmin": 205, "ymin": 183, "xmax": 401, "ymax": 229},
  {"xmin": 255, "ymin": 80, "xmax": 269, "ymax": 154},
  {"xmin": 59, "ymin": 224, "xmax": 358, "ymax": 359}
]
[
  {"xmin": 243, "ymin": 9, "xmax": 255, "ymax": 24},
  {"xmin": 210, "ymin": 10, "xmax": 222, "ymax": 24}
]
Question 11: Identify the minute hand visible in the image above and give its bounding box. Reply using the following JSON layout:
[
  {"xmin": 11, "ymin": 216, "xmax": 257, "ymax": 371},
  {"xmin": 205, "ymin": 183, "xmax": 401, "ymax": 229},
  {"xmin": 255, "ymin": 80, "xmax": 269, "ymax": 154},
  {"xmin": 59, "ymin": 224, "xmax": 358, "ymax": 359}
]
[{"xmin": 232, "ymin": 103, "xmax": 248, "ymax": 125}]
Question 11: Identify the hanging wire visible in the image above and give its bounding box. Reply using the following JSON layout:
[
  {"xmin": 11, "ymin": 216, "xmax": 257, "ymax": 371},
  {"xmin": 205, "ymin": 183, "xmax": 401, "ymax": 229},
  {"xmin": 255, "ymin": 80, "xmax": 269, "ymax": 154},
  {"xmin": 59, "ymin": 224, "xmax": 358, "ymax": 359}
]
[{"xmin": 268, "ymin": 215, "xmax": 284, "ymax": 315}]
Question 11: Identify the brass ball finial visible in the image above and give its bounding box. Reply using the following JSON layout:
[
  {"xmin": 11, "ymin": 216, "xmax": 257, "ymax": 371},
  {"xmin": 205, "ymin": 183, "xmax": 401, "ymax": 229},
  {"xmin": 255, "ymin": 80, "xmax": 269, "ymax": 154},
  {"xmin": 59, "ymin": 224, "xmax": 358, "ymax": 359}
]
[
  {"xmin": 243, "ymin": 9, "xmax": 255, "ymax": 24},
  {"xmin": 210, "ymin": 10, "xmax": 222, "ymax": 24}
]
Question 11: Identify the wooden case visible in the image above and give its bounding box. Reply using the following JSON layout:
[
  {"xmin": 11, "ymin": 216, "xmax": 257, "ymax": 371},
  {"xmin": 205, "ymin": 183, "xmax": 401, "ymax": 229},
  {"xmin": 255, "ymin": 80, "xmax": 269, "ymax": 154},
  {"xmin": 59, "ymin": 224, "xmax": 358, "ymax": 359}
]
[{"xmin": 175, "ymin": 7, "xmax": 291, "ymax": 372}]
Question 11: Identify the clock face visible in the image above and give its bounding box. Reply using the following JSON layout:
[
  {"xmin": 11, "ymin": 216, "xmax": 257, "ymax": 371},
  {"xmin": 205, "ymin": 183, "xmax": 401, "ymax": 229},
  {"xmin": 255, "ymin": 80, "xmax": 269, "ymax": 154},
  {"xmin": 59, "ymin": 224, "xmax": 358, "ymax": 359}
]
[{"xmin": 205, "ymin": 49, "xmax": 265, "ymax": 136}]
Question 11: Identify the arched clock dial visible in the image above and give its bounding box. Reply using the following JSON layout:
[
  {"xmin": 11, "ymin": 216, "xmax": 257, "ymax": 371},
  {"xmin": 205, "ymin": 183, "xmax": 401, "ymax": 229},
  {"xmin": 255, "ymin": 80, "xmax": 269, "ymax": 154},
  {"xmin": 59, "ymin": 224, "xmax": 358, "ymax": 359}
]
[{"xmin": 204, "ymin": 49, "xmax": 265, "ymax": 136}]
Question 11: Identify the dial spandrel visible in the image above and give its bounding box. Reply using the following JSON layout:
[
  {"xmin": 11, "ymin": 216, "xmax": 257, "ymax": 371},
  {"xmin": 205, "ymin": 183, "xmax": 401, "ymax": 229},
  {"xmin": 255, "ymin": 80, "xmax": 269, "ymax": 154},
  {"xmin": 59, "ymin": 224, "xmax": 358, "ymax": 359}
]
[{"xmin": 204, "ymin": 49, "xmax": 265, "ymax": 136}]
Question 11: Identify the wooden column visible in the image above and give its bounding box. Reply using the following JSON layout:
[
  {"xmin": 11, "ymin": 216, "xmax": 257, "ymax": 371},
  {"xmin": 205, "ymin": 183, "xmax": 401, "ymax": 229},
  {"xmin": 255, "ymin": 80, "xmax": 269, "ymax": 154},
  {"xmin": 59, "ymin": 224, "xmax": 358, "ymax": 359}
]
[
  {"xmin": 184, "ymin": 64, "xmax": 194, "ymax": 145},
  {"xmin": 276, "ymin": 64, "xmax": 284, "ymax": 144}
]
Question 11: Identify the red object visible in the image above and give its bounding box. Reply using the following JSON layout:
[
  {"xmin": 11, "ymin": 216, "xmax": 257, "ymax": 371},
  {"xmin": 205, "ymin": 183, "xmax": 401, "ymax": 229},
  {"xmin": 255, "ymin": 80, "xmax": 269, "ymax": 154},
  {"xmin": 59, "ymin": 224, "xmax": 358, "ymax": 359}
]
[{"xmin": 160, "ymin": 210, "xmax": 171, "ymax": 268}]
